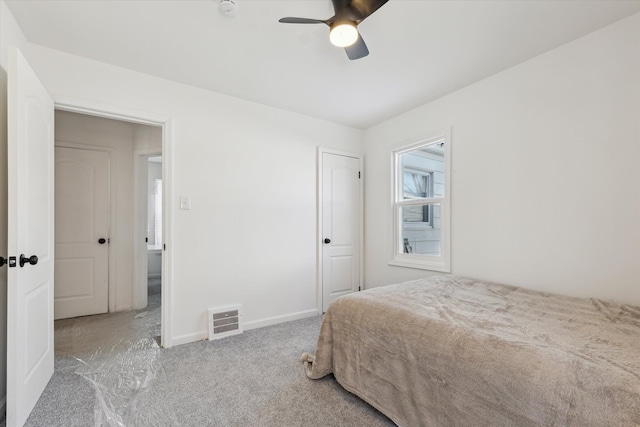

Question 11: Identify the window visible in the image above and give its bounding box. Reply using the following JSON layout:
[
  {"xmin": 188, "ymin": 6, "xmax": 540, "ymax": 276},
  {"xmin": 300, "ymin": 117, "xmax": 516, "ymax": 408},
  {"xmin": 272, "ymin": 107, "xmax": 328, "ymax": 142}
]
[
  {"xmin": 390, "ymin": 130, "xmax": 450, "ymax": 272},
  {"xmin": 403, "ymin": 169, "xmax": 433, "ymax": 225}
]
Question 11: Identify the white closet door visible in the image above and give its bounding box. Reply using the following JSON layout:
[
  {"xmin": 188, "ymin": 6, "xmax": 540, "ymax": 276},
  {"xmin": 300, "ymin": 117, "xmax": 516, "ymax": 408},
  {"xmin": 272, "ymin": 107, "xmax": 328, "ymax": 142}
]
[
  {"xmin": 321, "ymin": 152, "xmax": 361, "ymax": 313},
  {"xmin": 54, "ymin": 146, "xmax": 110, "ymax": 319}
]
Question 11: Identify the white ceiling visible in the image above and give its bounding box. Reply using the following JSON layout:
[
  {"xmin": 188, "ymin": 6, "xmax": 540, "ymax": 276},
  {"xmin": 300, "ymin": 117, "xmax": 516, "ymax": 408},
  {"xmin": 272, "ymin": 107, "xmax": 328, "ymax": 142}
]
[{"xmin": 6, "ymin": 0, "xmax": 640, "ymax": 129}]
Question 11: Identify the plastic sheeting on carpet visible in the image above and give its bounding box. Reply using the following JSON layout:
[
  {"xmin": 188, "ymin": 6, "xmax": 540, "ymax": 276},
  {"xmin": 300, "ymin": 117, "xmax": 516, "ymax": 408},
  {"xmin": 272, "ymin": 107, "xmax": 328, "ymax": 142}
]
[
  {"xmin": 71, "ymin": 305, "xmax": 178, "ymax": 427},
  {"xmin": 74, "ymin": 336, "xmax": 179, "ymax": 427}
]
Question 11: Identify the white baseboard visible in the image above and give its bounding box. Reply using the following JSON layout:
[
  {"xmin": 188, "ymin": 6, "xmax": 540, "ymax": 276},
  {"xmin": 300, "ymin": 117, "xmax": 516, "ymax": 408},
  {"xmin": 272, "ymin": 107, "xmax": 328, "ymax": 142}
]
[
  {"xmin": 244, "ymin": 309, "xmax": 319, "ymax": 331},
  {"xmin": 170, "ymin": 309, "xmax": 319, "ymax": 347},
  {"xmin": 172, "ymin": 330, "xmax": 208, "ymax": 347}
]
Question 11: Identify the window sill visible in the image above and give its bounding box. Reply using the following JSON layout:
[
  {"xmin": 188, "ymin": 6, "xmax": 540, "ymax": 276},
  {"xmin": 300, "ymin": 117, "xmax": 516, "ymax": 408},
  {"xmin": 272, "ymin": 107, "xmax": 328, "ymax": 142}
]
[{"xmin": 388, "ymin": 258, "xmax": 450, "ymax": 273}]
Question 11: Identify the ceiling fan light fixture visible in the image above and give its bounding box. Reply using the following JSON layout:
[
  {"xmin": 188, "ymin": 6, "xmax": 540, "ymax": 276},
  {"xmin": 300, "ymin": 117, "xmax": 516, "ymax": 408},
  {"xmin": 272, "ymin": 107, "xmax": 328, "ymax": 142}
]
[{"xmin": 329, "ymin": 22, "xmax": 358, "ymax": 47}]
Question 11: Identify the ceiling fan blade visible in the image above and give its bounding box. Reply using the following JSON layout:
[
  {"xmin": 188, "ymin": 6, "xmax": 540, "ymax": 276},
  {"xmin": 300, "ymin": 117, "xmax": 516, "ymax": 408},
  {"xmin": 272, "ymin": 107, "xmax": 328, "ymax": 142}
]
[
  {"xmin": 279, "ymin": 17, "xmax": 327, "ymax": 24},
  {"xmin": 345, "ymin": 32, "xmax": 369, "ymax": 60},
  {"xmin": 350, "ymin": 0, "xmax": 388, "ymax": 21}
]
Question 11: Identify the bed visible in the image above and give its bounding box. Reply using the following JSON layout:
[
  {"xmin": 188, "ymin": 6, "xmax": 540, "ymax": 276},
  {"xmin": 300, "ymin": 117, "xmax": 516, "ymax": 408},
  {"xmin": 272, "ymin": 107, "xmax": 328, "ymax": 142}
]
[{"xmin": 301, "ymin": 275, "xmax": 640, "ymax": 426}]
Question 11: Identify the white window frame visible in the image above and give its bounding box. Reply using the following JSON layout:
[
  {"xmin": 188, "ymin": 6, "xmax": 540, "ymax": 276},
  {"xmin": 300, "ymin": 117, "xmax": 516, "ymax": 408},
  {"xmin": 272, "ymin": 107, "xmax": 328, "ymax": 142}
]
[{"xmin": 389, "ymin": 129, "xmax": 451, "ymax": 272}]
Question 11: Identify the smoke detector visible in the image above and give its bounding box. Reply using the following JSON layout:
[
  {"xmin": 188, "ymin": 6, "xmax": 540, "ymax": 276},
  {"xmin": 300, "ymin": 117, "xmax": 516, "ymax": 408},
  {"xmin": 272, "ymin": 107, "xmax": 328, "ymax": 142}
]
[{"xmin": 219, "ymin": 0, "xmax": 237, "ymax": 17}]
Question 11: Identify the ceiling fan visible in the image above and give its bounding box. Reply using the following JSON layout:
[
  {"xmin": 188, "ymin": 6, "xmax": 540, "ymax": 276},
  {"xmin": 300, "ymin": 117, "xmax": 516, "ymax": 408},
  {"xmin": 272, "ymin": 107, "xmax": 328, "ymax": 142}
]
[{"xmin": 278, "ymin": 0, "xmax": 388, "ymax": 60}]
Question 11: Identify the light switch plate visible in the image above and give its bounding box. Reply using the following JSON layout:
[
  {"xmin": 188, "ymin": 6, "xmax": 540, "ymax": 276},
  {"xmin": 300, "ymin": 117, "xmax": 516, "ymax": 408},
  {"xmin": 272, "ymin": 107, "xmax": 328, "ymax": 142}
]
[{"xmin": 179, "ymin": 196, "xmax": 191, "ymax": 210}]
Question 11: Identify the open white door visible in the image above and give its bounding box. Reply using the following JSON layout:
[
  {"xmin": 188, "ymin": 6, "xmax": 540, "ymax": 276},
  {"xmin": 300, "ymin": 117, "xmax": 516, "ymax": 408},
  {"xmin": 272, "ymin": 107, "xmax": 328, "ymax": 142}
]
[{"xmin": 6, "ymin": 47, "xmax": 55, "ymax": 427}]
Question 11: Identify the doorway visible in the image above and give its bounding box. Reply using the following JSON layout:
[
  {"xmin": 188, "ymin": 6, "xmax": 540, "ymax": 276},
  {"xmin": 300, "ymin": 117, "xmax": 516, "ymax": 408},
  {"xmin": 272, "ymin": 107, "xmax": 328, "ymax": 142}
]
[{"xmin": 53, "ymin": 110, "xmax": 164, "ymax": 343}]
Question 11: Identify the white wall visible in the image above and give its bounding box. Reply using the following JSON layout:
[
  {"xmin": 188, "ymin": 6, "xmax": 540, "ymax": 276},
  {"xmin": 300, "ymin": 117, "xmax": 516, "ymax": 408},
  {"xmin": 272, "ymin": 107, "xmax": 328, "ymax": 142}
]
[
  {"xmin": 0, "ymin": 0, "xmax": 30, "ymax": 412},
  {"xmin": 17, "ymin": 39, "xmax": 362, "ymax": 344},
  {"xmin": 364, "ymin": 13, "xmax": 640, "ymax": 305}
]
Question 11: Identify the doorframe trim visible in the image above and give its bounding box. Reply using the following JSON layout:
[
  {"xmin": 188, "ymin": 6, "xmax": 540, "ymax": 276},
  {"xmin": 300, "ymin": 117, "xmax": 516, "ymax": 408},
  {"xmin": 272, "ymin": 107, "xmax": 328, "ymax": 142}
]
[
  {"xmin": 316, "ymin": 147, "xmax": 364, "ymax": 314},
  {"xmin": 55, "ymin": 97, "xmax": 174, "ymax": 348}
]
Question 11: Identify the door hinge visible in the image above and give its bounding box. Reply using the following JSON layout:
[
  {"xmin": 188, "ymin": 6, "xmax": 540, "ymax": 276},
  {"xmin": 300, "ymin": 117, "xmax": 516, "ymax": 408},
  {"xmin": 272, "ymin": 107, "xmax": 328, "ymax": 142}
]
[
  {"xmin": 145, "ymin": 237, "xmax": 148, "ymax": 243},
  {"xmin": 358, "ymin": 286, "xmax": 361, "ymax": 291},
  {"xmin": 163, "ymin": 244, "xmax": 166, "ymax": 251},
  {"xmin": 358, "ymin": 171, "xmax": 361, "ymax": 179}
]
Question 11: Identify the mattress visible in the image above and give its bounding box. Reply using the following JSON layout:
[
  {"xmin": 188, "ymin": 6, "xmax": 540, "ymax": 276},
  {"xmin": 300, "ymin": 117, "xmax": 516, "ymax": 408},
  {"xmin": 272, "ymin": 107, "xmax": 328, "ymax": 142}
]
[{"xmin": 301, "ymin": 275, "xmax": 640, "ymax": 426}]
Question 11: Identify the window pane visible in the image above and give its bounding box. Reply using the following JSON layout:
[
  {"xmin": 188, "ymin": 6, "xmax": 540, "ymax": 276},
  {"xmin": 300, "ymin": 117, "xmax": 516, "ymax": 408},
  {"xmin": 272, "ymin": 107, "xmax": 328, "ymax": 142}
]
[
  {"xmin": 401, "ymin": 203, "xmax": 441, "ymax": 256},
  {"xmin": 402, "ymin": 204, "xmax": 429, "ymax": 223},
  {"xmin": 403, "ymin": 171, "xmax": 429, "ymax": 198},
  {"xmin": 400, "ymin": 142, "xmax": 445, "ymax": 200}
]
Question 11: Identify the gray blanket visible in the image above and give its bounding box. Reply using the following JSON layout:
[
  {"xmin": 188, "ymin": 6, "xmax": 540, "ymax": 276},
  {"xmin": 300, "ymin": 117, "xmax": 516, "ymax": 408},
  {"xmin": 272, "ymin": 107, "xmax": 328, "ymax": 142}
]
[{"xmin": 301, "ymin": 275, "xmax": 640, "ymax": 426}]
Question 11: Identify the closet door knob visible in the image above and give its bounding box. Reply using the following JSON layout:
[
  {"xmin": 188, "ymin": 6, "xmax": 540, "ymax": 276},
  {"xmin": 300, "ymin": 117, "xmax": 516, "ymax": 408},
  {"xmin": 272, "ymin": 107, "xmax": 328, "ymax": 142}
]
[
  {"xmin": 324, "ymin": 238, "xmax": 331, "ymax": 244},
  {"xmin": 98, "ymin": 238, "xmax": 107, "ymax": 244}
]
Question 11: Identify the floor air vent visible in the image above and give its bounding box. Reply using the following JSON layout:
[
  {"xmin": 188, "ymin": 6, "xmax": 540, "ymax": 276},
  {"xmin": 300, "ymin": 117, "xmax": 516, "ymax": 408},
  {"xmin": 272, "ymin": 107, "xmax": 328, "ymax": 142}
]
[{"xmin": 208, "ymin": 305, "xmax": 243, "ymax": 340}]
